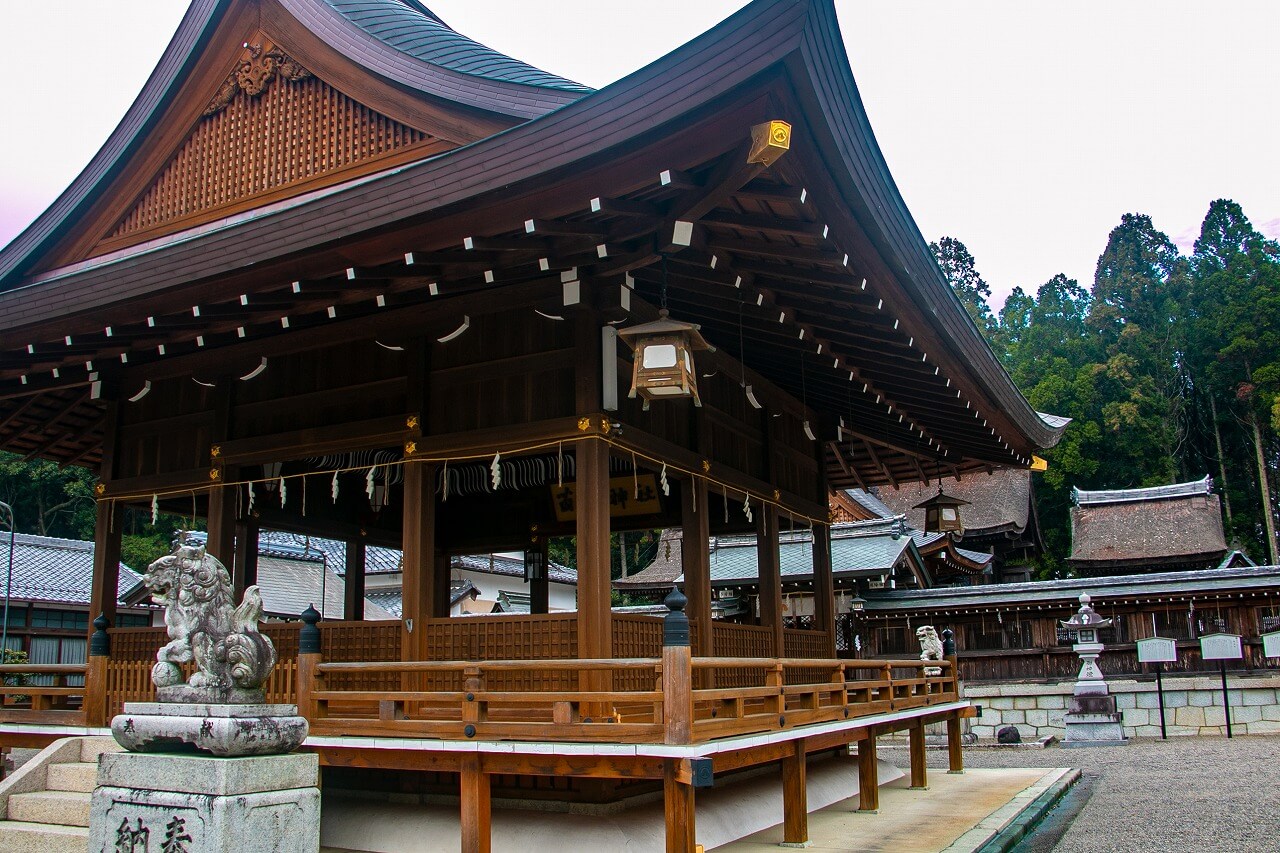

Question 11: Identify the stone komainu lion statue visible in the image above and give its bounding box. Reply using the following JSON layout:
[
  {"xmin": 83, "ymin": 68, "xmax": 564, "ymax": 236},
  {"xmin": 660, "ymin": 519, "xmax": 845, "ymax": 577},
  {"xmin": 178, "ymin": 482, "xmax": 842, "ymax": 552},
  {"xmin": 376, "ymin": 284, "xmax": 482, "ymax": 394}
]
[
  {"xmin": 916, "ymin": 625, "xmax": 944, "ymax": 677},
  {"xmin": 144, "ymin": 545, "xmax": 277, "ymax": 699}
]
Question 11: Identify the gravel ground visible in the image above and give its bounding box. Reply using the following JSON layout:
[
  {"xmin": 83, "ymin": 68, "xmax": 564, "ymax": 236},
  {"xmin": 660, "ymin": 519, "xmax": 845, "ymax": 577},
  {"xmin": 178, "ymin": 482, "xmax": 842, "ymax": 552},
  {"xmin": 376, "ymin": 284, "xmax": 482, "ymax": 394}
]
[{"xmin": 925, "ymin": 735, "xmax": 1280, "ymax": 853}]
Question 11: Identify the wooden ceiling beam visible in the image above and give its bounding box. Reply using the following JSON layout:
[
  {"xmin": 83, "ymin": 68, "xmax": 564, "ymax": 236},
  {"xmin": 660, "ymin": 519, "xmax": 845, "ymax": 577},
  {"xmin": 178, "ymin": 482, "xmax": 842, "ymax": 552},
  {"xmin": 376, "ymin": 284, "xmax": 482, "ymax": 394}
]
[
  {"xmin": 701, "ymin": 211, "xmax": 829, "ymax": 241},
  {"xmin": 590, "ymin": 196, "xmax": 661, "ymax": 218}
]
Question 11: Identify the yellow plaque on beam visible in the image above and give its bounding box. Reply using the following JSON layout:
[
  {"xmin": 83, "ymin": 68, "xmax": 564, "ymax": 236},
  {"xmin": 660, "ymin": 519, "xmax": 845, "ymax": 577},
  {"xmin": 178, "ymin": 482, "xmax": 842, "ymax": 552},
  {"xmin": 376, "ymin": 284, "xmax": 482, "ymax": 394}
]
[
  {"xmin": 748, "ymin": 120, "xmax": 791, "ymax": 166},
  {"xmin": 1030, "ymin": 455, "xmax": 1048, "ymax": 472}
]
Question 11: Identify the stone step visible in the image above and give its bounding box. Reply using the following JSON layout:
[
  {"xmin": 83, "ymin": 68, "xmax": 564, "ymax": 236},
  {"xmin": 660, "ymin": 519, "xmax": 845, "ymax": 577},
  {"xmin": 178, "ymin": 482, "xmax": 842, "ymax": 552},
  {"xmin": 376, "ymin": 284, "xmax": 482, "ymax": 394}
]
[
  {"xmin": 78, "ymin": 737, "xmax": 122, "ymax": 764},
  {"xmin": 45, "ymin": 762, "xmax": 97, "ymax": 794},
  {"xmin": 7, "ymin": 789, "xmax": 92, "ymax": 828},
  {"xmin": 0, "ymin": 819, "xmax": 89, "ymax": 853}
]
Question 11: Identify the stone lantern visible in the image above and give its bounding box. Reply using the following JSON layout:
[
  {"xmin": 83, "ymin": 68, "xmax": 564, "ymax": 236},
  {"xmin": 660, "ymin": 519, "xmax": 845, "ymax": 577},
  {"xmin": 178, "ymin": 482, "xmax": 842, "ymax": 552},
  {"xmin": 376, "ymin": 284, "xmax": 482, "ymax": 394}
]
[
  {"xmin": 616, "ymin": 309, "xmax": 713, "ymax": 410},
  {"xmin": 1058, "ymin": 592, "xmax": 1128, "ymax": 747},
  {"xmin": 913, "ymin": 488, "xmax": 969, "ymax": 533}
]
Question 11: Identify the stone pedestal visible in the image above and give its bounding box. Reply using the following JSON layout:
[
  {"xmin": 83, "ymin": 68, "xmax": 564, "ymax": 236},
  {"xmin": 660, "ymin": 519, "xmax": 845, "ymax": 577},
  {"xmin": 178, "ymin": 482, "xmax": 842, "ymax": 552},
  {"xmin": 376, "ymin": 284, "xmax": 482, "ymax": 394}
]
[
  {"xmin": 1061, "ymin": 649, "xmax": 1128, "ymax": 748},
  {"xmin": 111, "ymin": 702, "xmax": 308, "ymax": 756},
  {"xmin": 89, "ymin": 751, "xmax": 320, "ymax": 853}
]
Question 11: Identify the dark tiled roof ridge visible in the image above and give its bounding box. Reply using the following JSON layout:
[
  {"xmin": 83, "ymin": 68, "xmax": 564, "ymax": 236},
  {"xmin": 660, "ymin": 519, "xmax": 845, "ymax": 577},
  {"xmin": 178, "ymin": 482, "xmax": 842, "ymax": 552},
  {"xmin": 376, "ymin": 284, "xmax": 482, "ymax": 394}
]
[
  {"xmin": 323, "ymin": 0, "xmax": 591, "ymax": 92},
  {"xmin": 1073, "ymin": 475, "xmax": 1213, "ymax": 506},
  {"xmin": 1, "ymin": 531, "xmax": 96, "ymax": 552}
]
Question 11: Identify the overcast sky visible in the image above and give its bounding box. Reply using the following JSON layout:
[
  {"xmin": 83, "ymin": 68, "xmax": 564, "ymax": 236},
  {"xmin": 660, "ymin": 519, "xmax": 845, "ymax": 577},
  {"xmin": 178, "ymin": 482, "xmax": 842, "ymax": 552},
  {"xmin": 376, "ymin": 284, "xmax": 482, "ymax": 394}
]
[{"xmin": 2, "ymin": 1, "xmax": 1278, "ymax": 309}]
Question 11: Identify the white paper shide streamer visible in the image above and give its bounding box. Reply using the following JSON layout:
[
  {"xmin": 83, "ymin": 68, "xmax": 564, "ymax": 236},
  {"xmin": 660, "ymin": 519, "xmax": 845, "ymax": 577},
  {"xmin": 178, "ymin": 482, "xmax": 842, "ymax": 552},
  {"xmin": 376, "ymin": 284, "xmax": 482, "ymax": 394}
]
[
  {"xmin": 151, "ymin": 494, "xmax": 159, "ymax": 525},
  {"xmin": 491, "ymin": 452, "xmax": 501, "ymax": 490}
]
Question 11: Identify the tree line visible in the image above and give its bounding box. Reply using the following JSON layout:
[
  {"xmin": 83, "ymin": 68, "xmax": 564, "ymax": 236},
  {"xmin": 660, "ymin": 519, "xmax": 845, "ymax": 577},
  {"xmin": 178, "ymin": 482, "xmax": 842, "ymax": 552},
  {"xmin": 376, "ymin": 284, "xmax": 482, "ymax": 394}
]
[{"xmin": 932, "ymin": 199, "xmax": 1280, "ymax": 574}]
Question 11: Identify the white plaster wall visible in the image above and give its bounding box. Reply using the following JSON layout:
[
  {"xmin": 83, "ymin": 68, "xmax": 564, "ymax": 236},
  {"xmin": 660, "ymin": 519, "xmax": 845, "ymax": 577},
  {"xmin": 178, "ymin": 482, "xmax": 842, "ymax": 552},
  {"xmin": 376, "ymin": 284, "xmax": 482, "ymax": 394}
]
[
  {"xmin": 963, "ymin": 674, "xmax": 1280, "ymax": 739},
  {"xmin": 452, "ymin": 568, "xmax": 577, "ymax": 612}
]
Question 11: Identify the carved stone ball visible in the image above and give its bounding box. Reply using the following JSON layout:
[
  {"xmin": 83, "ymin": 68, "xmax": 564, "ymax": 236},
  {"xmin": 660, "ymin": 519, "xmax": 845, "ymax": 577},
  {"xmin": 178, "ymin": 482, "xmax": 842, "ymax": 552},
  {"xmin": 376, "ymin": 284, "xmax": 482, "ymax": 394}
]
[
  {"xmin": 151, "ymin": 661, "xmax": 183, "ymax": 688},
  {"xmin": 996, "ymin": 725, "xmax": 1022, "ymax": 744}
]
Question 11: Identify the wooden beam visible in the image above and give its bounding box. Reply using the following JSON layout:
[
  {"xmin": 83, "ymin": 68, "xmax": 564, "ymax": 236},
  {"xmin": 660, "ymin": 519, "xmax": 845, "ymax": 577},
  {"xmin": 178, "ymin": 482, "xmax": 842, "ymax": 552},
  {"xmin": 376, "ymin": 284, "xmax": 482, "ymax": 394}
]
[
  {"xmin": 681, "ymin": 479, "xmax": 713, "ymax": 666},
  {"xmin": 216, "ymin": 414, "xmax": 416, "ymax": 466},
  {"xmin": 909, "ymin": 720, "xmax": 928, "ymax": 790},
  {"xmin": 947, "ymin": 714, "xmax": 965, "ymax": 774},
  {"xmin": 781, "ymin": 738, "xmax": 809, "ymax": 846},
  {"xmin": 401, "ymin": 462, "xmax": 438, "ymax": 662},
  {"xmin": 858, "ymin": 733, "xmax": 879, "ymax": 813},
  {"xmin": 757, "ymin": 504, "xmax": 783, "ymax": 657},
  {"xmin": 576, "ymin": 439, "xmax": 612, "ymax": 701},
  {"xmin": 232, "ymin": 517, "xmax": 259, "ymax": 599},
  {"xmin": 344, "ymin": 539, "xmax": 366, "ymax": 621},
  {"xmin": 812, "ymin": 524, "xmax": 836, "ymax": 657},
  {"xmin": 663, "ymin": 760, "xmax": 697, "ymax": 853},
  {"xmin": 459, "ymin": 753, "xmax": 491, "ymax": 853}
]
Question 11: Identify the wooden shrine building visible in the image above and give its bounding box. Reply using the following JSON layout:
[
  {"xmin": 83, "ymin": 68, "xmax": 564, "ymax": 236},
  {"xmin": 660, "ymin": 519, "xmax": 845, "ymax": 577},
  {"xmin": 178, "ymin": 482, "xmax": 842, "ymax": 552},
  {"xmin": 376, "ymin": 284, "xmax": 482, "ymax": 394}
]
[{"xmin": 0, "ymin": 1, "xmax": 1067, "ymax": 849}]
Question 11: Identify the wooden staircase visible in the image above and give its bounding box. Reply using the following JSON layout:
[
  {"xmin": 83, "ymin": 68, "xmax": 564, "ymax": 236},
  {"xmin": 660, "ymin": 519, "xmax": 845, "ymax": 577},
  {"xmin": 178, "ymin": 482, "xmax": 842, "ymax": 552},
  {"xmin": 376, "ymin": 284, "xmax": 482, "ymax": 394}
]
[{"xmin": 0, "ymin": 736, "xmax": 119, "ymax": 852}]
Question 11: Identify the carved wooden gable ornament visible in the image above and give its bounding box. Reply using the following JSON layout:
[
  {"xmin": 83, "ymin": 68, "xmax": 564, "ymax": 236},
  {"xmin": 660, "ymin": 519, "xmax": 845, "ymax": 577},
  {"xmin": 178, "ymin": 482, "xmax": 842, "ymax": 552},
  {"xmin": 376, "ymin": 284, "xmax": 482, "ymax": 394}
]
[{"xmin": 96, "ymin": 36, "xmax": 449, "ymax": 254}]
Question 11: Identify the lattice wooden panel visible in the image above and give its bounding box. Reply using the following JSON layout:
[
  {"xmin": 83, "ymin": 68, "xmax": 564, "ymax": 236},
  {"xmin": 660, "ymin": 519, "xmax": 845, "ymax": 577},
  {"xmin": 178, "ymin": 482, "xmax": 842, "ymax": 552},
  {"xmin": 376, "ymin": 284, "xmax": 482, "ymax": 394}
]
[{"xmin": 108, "ymin": 73, "xmax": 436, "ymax": 242}]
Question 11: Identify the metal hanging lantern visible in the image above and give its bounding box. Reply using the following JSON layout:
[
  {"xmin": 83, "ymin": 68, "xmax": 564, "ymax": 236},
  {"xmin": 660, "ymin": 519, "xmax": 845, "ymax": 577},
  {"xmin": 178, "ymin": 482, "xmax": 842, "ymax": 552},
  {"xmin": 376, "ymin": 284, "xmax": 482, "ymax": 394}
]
[
  {"xmin": 913, "ymin": 487, "xmax": 970, "ymax": 533},
  {"xmin": 616, "ymin": 308, "xmax": 713, "ymax": 409}
]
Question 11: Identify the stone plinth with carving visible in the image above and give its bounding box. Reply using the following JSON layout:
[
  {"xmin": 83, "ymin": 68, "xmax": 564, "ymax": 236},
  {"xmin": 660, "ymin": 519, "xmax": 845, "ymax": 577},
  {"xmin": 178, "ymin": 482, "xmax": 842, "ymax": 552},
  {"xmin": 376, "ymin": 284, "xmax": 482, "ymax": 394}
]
[
  {"xmin": 89, "ymin": 546, "xmax": 319, "ymax": 852},
  {"xmin": 1059, "ymin": 593, "xmax": 1128, "ymax": 748}
]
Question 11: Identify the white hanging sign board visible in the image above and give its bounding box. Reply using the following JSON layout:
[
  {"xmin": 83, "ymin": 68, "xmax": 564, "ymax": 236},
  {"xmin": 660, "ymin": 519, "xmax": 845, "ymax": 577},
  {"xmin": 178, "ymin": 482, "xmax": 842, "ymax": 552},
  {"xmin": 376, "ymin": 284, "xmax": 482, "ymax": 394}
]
[
  {"xmin": 1136, "ymin": 636, "xmax": 1177, "ymax": 663},
  {"xmin": 1263, "ymin": 631, "xmax": 1280, "ymax": 659},
  {"xmin": 1199, "ymin": 633, "xmax": 1243, "ymax": 661}
]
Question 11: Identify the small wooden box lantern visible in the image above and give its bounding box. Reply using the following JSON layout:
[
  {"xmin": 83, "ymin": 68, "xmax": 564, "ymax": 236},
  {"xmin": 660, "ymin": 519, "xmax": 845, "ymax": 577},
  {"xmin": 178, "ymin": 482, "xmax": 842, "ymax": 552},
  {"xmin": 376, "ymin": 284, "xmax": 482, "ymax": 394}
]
[
  {"xmin": 913, "ymin": 488, "xmax": 970, "ymax": 533},
  {"xmin": 616, "ymin": 309, "xmax": 713, "ymax": 409}
]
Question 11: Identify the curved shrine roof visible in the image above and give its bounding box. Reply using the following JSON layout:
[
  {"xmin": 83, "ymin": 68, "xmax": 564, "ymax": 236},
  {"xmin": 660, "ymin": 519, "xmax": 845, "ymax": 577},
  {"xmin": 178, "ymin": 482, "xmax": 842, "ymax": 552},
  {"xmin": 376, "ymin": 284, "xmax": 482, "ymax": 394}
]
[{"xmin": 323, "ymin": 0, "xmax": 590, "ymax": 92}]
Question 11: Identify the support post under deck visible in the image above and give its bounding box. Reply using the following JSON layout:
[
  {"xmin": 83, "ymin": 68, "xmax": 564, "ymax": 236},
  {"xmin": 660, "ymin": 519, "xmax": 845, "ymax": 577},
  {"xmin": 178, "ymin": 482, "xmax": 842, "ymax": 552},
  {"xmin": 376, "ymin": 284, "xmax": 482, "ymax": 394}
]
[
  {"xmin": 909, "ymin": 720, "xmax": 928, "ymax": 789},
  {"xmin": 459, "ymin": 753, "xmax": 491, "ymax": 853},
  {"xmin": 857, "ymin": 733, "xmax": 879, "ymax": 813},
  {"xmin": 664, "ymin": 760, "xmax": 696, "ymax": 853},
  {"xmin": 781, "ymin": 737, "xmax": 809, "ymax": 846}
]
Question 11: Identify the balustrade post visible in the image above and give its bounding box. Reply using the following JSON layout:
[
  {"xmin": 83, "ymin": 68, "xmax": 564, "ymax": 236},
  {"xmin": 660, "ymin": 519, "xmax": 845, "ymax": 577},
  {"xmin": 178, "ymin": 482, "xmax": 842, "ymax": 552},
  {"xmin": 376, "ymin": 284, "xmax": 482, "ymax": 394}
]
[
  {"xmin": 943, "ymin": 628, "xmax": 965, "ymax": 774},
  {"xmin": 298, "ymin": 605, "xmax": 322, "ymax": 721},
  {"xmin": 84, "ymin": 613, "xmax": 111, "ymax": 727},
  {"xmin": 662, "ymin": 588, "xmax": 693, "ymax": 745}
]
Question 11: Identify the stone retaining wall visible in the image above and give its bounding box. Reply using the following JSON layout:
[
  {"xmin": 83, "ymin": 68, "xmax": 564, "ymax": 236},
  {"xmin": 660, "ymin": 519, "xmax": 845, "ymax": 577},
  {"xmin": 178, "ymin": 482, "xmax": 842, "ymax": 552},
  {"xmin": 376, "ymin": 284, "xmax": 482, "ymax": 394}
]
[{"xmin": 963, "ymin": 674, "xmax": 1280, "ymax": 739}]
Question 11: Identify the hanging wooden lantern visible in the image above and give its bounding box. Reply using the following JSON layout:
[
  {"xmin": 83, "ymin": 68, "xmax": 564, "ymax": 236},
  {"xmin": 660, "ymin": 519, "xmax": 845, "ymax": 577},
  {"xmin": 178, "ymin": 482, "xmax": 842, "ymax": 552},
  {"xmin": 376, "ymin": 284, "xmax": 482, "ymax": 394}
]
[
  {"xmin": 913, "ymin": 488, "xmax": 970, "ymax": 533},
  {"xmin": 616, "ymin": 309, "xmax": 713, "ymax": 409}
]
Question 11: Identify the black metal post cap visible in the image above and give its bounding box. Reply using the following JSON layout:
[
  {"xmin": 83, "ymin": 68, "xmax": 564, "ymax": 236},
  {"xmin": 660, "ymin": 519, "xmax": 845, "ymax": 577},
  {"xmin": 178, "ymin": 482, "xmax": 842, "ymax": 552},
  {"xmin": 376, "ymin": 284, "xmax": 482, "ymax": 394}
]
[
  {"xmin": 663, "ymin": 586, "xmax": 690, "ymax": 647},
  {"xmin": 89, "ymin": 612, "xmax": 111, "ymax": 657},
  {"xmin": 299, "ymin": 604, "xmax": 322, "ymax": 654}
]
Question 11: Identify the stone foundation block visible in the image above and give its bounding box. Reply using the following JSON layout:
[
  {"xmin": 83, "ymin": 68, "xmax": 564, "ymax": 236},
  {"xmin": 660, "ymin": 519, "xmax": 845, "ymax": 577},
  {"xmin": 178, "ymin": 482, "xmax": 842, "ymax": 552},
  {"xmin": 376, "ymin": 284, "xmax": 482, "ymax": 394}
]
[
  {"xmin": 1173, "ymin": 706, "xmax": 1205, "ymax": 727},
  {"xmin": 1188, "ymin": 691, "xmax": 1213, "ymax": 708},
  {"xmin": 1025, "ymin": 710, "xmax": 1049, "ymax": 728},
  {"xmin": 1135, "ymin": 692, "xmax": 1163, "ymax": 709},
  {"xmin": 1242, "ymin": 690, "xmax": 1275, "ymax": 706},
  {"xmin": 1231, "ymin": 705, "xmax": 1262, "ymax": 724},
  {"xmin": 1037, "ymin": 695, "xmax": 1066, "ymax": 710},
  {"xmin": 988, "ymin": 697, "xmax": 1014, "ymax": 710},
  {"xmin": 89, "ymin": 752, "xmax": 319, "ymax": 853},
  {"xmin": 1012, "ymin": 697, "xmax": 1037, "ymax": 710},
  {"xmin": 1261, "ymin": 704, "xmax": 1280, "ymax": 721},
  {"xmin": 1246, "ymin": 719, "xmax": 1280, "ymax": 734},
  {"xmin": 1124, "ymin": 709, "xmax": 1149, "ymax": 726}
]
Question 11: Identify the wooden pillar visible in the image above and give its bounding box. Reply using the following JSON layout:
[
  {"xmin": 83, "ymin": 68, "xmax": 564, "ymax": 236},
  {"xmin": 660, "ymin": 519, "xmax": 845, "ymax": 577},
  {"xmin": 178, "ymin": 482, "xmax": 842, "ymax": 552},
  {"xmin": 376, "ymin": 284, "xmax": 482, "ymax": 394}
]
[
  {"xmin": 344, "ymin": 539, "xmax": 366, "ymax": 621},
  {"xmin": 857, "ymin": 733, "xmax": 879, "ymax": 812},
  {"xmin": 757, "ymin": 505, "xmax": 783, "ymax": 657},
  {"xmin": 433, "ymin": 553, "xmax": 452, "ymax": 618},
  {"xmin": 664, "ymin": 760, "xmax": 696, "ymax": 853},
  {"xmin": 460, "ymin": 753, "xmax": 491, "ymax": 853},
  {"xmin": 781, "ymin": 738, "xmax": 809, "ymax": 845},
  {"xmin": 812, "ymin": 523, "xmax": 835, "ymax": 656},
  {"xmin": 680, "ymin": 479, "xmax": 712, "ymax": 661},
  {"xmin": 401, "ymin": 462, "xmax": 438, "ymax": 661},
  {"xmin": 947, "ymin": 715, "xmax": 965, "ymax": 774},
  {"xmin": 84, "ymin": 500, "xmax": 122, "ymax": 727},
  {"xmin": 205, "ymin": 474, "xmax": 238, "ymax": 571},
  {"xmin": 576, "ymin": 439, "xmax": 612, "ymax": 661},
  {"xmin": 909, "ymin": 720, "xmax": 928, "ymax": 789},
  {"xmin": 232, "ymin": 517, "xmax": 259, "ymax": 598}
]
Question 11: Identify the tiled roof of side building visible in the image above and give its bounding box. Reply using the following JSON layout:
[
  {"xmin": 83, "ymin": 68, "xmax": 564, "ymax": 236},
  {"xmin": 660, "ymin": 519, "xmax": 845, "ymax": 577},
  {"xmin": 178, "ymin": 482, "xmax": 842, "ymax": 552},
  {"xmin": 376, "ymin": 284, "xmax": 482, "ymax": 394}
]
[
  {"xmin": 872, "ymin": 469, "xmax": 1032, "ymax": 536},
  {"xmin": 0, "ymin": 532, "xmax": 142, "ymax": 606},
  {"xmin": 1068, "ymin": 478, "xmax": 1227, "ymax": 564},
  {"xmin": 324, "ymin": 0, "xmax": 591, "ymax": 92}
]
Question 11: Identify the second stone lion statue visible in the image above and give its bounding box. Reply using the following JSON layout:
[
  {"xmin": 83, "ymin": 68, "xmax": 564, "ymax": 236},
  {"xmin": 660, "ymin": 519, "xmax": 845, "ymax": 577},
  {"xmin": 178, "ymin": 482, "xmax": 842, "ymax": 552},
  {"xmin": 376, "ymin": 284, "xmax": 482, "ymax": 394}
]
[
  {"xmin": 144, "ymin": 544, "xmax": 277, "ymax": 703},
  {"xmin": 916, "ymin": 625, "xmax": 944, "ymax": 677}
]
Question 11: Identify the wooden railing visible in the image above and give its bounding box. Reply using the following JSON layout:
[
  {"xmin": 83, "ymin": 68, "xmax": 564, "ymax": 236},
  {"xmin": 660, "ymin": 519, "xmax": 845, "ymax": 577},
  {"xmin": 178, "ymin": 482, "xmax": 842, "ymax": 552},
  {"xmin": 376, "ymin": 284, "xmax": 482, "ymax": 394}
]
[
  {"xmin": 297, "ymin": 654, "xmax": 958, "ymax": 745},
  {"xmin": 0, "ymin": 664, "xmax": 88, "ymax": 723}
]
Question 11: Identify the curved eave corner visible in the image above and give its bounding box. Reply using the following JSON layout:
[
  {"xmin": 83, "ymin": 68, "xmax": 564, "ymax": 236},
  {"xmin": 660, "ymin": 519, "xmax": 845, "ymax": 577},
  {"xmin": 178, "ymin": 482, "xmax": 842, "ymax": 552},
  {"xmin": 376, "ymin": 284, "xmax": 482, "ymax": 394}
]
[{"xmin": 789, "ymin": 0, "xmax": 1060, "ymax": 454}]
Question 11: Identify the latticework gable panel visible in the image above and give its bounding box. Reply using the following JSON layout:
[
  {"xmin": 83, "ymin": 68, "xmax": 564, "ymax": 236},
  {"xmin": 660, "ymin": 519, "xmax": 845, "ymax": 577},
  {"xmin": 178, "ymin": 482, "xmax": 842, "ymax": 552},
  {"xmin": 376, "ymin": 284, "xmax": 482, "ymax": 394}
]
[{"xmin": 104, "ymin": 71, "xmax": 440, "ymax": 246}]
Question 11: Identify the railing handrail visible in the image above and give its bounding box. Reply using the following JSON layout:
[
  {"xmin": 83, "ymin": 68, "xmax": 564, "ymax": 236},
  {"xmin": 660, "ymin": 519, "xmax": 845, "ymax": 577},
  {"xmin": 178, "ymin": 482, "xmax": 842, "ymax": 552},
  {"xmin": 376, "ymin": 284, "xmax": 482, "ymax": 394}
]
[
  {"xmin": 314, "ymin": 657, "xmax": 661, "ymax": 673},
  {"xmin": 690, "ymin": 656, "xmax": 951, "ymax": 670},
  {"xmin": 0, "ymin": 663, "xmax": 88, "ymax": 674}
]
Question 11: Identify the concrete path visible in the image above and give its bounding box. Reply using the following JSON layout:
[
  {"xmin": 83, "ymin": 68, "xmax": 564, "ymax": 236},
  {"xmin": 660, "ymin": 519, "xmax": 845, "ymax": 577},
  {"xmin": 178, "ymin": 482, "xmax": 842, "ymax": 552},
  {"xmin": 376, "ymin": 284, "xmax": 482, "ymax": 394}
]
[{"xmin": 719, "ymin": 767, "xmax": 1069, "ymax": 852}]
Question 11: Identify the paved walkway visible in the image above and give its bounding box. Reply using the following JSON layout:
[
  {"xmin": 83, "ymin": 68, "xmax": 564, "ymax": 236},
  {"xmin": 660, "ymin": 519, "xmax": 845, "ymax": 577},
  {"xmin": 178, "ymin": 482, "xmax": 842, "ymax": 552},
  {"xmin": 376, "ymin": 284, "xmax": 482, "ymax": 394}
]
[
  {"xmin": 930, "ymin": 734, "xmax": 1280, "ymax": 853},
  {"xmin": 718, "ymin": 767, "xmax": 1068, "ymax": 852}
]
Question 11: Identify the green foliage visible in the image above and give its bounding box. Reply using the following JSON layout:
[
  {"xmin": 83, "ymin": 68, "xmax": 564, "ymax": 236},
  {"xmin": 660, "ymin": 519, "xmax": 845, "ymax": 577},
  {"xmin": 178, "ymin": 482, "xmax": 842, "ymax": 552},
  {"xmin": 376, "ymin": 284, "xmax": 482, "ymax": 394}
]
[
  {"xmin": 0, "ymin": 452, "xmax": 96, "ymax": 538},
  {"xmin": 972, "ymin": 199, "xmax": 1280, "ymax": 572},
  {"xmin": 929, "ymin": 236, "xmax": 996, "ymax": 335}
]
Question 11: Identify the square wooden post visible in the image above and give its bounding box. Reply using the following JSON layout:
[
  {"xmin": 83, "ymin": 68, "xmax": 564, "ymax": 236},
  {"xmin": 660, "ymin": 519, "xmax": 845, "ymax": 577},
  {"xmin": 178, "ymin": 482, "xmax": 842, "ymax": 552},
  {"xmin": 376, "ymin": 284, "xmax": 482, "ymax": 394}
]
[
  {"xmin": 205, "ymin": 475, "xmax": 238, "ymax": 571},
  {"xmin": 576, "ymin": 439, "xmax": 612, "ymax": 669},
  {"xmin": 344, "ymin": 539, "xmax": 366, "ymax": 621},
  {"xmin": 857, "ymin": 733, "xmax": 879, "ymax": 813},
  {"xmin": 812, "ymin": 523, "xmax": 836, "ymax": 656},
  {"xmin": 947, "ymin": 714, "xmax": 965, "ymax": 774},
  {"xmin": 680, "ymin": 479, "xmax": 712, "ymax": 665},
  {"xmin": 232, "ymin": 517, "xmax": 259, "ymax": 598},
  {"xmin": 401, "ymin": 462, "xmax": 438, "ymax": 662},
  {"xmin": 756, "ymin": 505, "xmax": 784, "ymax": 658},
  {"xmin": 664, "ymin": 760, "xmax": 696, "ymax": 853},
  {"xmin": 85, "ymin": 500, "xmax": 122, "ymax": 727},
  {"xmin": 909, "ymin": 720, "xmax": 928, "ymax": 789},
  {"xmin": 781, "ymin": 737, "xmax": 809, "ymax": 845},
  {"xmin": 459, "ymin": 753, "xmax": 491, "ymax": 853}
]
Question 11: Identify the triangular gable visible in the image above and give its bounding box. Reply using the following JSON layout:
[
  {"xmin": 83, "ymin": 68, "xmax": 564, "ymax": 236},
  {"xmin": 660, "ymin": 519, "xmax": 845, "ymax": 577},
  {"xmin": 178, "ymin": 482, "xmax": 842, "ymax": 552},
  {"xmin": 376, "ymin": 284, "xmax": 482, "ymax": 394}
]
[
  {"xmin": 15, "ymin": 0, "xmax": 587, "ymax": 275},
  {"xmin": 94, "ymin": 37, "xmax": 451, "ymax": 255}
]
